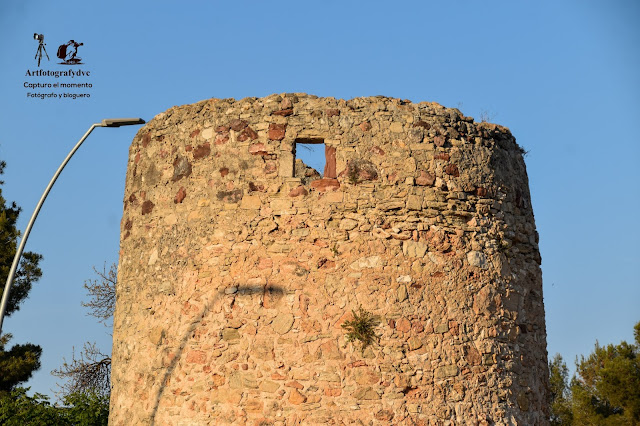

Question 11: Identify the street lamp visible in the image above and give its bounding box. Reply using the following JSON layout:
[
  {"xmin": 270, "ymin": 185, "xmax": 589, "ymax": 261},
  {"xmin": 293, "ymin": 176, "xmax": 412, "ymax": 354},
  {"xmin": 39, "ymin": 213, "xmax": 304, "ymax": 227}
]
[{"xmin": 0, "ymin": 118, "xmax": 145, "ymax": 334}]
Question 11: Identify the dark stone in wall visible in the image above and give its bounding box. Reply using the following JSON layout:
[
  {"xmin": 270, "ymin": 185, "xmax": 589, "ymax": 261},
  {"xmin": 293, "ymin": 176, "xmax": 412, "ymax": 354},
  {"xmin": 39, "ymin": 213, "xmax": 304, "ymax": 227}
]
[{"xmin": 172, "ymin": 156, "xmax": 192, "ymax": 182}]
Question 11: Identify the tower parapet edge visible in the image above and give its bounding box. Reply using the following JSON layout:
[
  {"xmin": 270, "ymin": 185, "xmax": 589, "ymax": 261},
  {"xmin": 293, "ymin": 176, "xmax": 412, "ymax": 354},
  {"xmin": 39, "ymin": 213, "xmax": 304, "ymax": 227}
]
[{"xmin": 110, "ymin": 94, "xmax": 549, "ymax": 425}]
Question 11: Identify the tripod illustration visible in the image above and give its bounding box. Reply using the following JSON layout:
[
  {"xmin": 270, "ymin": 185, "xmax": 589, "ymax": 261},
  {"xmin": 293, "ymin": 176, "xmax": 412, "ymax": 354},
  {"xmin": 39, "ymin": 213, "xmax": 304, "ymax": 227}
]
[{"xmin": 33, "ymin": 33, "xmax": 49, "ymax": 67}]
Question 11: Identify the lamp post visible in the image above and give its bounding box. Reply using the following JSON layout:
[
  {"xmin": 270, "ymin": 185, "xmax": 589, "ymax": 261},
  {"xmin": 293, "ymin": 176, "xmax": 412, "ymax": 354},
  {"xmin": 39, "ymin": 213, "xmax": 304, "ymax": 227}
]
[{"xmin": 0, "ymin": 118, "xmax": 145, "ymax": 334}]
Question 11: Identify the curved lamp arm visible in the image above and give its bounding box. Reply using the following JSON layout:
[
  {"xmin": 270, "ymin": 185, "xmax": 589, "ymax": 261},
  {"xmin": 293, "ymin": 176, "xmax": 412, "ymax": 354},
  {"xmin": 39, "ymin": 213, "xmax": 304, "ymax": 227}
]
[{"xmin": 0, "ymin": 118, "xmax": 145, "ymax": 335}]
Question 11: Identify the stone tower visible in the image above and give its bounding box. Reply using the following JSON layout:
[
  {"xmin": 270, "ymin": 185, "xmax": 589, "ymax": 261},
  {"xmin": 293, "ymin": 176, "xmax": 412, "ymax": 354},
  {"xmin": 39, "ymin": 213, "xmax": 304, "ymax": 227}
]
[{"xmin": 110, "ymin": 94, "xmax": 549, "ymax": 425}]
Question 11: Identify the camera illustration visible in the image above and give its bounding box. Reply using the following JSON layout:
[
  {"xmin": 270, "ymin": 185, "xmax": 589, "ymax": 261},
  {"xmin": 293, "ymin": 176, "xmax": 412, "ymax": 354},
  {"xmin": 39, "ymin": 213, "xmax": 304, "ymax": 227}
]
[
  {"xmin": 57, "ymin": 40, "xmax": 84, "ymax": 65},
  {"xmin": 33, "ymin": 33, "xmax": 49, "ymax": 67}
]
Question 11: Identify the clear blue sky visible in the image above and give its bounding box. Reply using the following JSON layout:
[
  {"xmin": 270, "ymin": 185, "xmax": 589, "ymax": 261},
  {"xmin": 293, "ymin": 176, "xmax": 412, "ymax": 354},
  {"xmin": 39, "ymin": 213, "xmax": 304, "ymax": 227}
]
[{"xmin": 1, "ymin": 1, "xmax": 638, "ymax": 399}]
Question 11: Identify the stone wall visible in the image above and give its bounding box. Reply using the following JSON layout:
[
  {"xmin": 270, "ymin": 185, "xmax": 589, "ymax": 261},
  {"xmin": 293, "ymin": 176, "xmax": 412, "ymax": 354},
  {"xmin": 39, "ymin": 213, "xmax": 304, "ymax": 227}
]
[{"xmin": 110, "ymin": 94, "xmax": 549, "ymax": 425}]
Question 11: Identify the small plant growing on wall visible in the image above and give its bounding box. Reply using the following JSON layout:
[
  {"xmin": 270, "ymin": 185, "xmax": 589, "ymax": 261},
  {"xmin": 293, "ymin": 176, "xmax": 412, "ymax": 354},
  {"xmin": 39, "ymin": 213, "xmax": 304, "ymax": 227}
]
[
  {"xmin": 347, "ymin": 164, "xmax": 360, "ymax": 184},
  {"xmin": 341, "ymin": 306, "xmax": 380, "ymax": 352}
]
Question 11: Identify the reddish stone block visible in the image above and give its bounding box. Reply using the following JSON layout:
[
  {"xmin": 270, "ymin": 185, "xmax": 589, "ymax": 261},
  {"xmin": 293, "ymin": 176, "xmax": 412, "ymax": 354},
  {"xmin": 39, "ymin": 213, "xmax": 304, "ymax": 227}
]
[
  {"xmin": 249, "ymin": 143, "xmax": 268, "ymax": 155},
  {"xmin": 219, "ymin": 167, "xmax": 229, "ymax": 177},
  {"xmin": 268, "ymin": 123, "xmax": 287, "ymax": 141},
  {"xmin": 359, "ymin": 121, "xmax": 372, "ymax": 131},
  {"xmin": 142, "ymin": 132, "xmax": 151, "ymax": 148},
  {"xmin": 193, "ymin": 143, "xmax": 210, "ymax": 160},
  {"xmin": 230, "ymin": 119, "xmax": 247, "ymax": 131},
  {"xmin": 396, "ymin": 317, "xmax": 411, "ymax": 333},
  {"xmin": 476, "ymin": 186, "xmax": 487, "ymax": 196},
  {"xmin": 324, "ymin": 145, "xmax": 337, "ymax": 178},
  {"xmin": 310, "ymin": 178, "xmax": 340, "ymax": 192},
  {"xmin": 289, "ymin": 185, "xmax": 308, "ymax": 197},
  {"xmin": 238, "ymin": 127, "xmax": 258, "ymax": 142},
  {"xmin": 141, "ymin": 200, "xmax": 154, "ymax": 215},
  {"xmin": 434, "ymin": 153, "xmax": 450, "ymax": 161},
  {"xmin": 174, "ymin": 187, "xmax": 186, "ymax": 204},
  {"xmin": 325, "ymin": 108, "xmax": 340, "ymax": 117},
  {"xmin": 215, "ymin": 133, "xmax": 229, "ymax": 145},
  {"xmin": 286, "ymin": 380, "xmax": 304, "ymax": 390},
  {"xmin": 416, "ymin": 170, "xmax": 435, "ymax": 186},
  {"xmin": 434, "ymin": 135, "xmax": 446, "ymax": 147},
  {"xmin": 272, "ymin": 108, "xmax": 293, "ymax": 116},
  {"xmin": 445, "ymin": 164, "xmax": 460, "ymax": 177},
  {"xmin": 190, "ymin": 129, "xmax": 200, "ymax": 138}
]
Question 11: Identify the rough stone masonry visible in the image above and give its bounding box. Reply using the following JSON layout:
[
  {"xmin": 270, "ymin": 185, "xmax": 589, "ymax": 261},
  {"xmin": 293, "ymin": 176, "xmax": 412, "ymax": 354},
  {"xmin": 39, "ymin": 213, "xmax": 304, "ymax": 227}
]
[{"xmin": 110, "ymin": 94, "xmax": 549, "ymax": 425}]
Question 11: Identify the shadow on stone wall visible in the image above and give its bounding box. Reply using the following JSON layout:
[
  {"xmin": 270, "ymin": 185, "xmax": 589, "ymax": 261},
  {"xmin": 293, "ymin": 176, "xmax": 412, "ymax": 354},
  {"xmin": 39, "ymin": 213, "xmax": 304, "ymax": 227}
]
[{"xmin": 149, "ymin": 284, "xmax": 285, "ymax": 425}]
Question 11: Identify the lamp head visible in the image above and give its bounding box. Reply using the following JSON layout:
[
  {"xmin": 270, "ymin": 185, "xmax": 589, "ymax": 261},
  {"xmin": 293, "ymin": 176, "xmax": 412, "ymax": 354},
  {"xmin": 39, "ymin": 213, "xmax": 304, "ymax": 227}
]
[{"xmin": 101, "ymin": 118, "xmax": 146, "ymax": 127}]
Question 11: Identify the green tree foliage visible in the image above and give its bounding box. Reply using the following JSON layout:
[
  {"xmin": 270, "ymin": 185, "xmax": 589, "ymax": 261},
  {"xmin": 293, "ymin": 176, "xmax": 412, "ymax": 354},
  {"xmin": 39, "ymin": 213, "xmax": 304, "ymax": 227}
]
[
  {"xmin": 0, "ymin": 388, "xmax": 62, "ymax": 425},
  {"xmin": 570, "ymin": 322, "xmax": 640, "ymax": 425},
  {"xmin": 60, "ymin": 391, "xmax": 109, "ymax": 426},
  {"xmin": 0, "ymin": 161, "xmax": 43, "ymax": 392},
  {"xmin": 0, "ymin": 335, "xmax": 42, "ymax": 393},
  {"xmin": 549, "ymin": 353, "xmax": 573, "ymax": 425},
  {"xmin": 549, "ymin": 321, "xmax": 640, "ymax": 425},
  {"xmin": 0, "ymin": 387, "xmax": 108, "ymax": 426}
]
